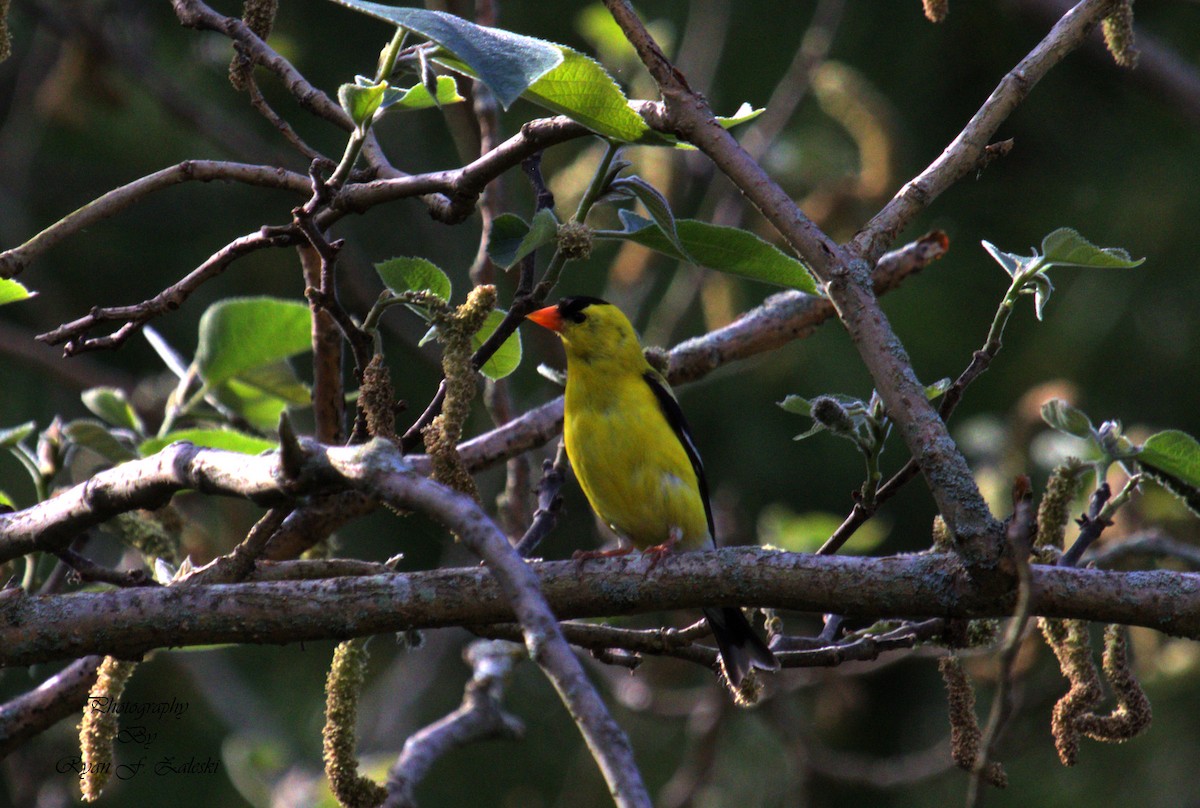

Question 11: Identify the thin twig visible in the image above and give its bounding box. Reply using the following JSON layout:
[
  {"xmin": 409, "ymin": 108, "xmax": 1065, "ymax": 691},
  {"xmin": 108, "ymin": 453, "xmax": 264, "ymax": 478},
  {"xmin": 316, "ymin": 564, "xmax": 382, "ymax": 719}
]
[
  {"xmin": 52, "ymin": 547, "xmax": 157, "ymax": 588},
  {"xmin": 850, "ymin": 0, "xmax": 1118, "ymax": 264},
  {"xmin": 300, "ymin": 243, "xmax": 346, "ymax": 445},
  {"xmin": 0, "ymin": 162, "xmax": 306, "ymax": 279},
  {"xmin": 1059, "ymin": 475, "xmax": 1140, "ymax": 567},
  {"xmin": 514, "ymin": 442, "xmax": 570, "ymax": 557},
  {"xmin": 35, "ymin": 229, "xmax": 294, "ymax": 354},
  {"xmin": 967, "ymin": 489, "xmax": 1038, "ymax": 804},
  {"xmin": 384, "ymin": 640, "xmax": 525, "ymax": 807}
]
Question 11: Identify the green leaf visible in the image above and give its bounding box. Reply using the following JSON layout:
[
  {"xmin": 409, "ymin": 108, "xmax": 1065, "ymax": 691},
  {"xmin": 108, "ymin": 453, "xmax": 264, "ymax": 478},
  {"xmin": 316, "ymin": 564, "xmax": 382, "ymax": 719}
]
[
  {"xmin": 596, "ymin": 211, "xmax": 819, "ymax": 292},
  {"xmin": 925, "ymin": 378, "xmax": 952, "ymax": 400},
  {"xmin": 1041, "ymin": 399, "xmax": 1094, "ymax": 440},
  {"xmin": 0, "ymin": 421, "xmax": 36, "ymax": 449},
  {"xmin": 0, "ymin": 489, "xmax": 15, "ymax": 510},
  {"xmin": 379, "ymin": 75, "xmax": 464, "ymax": 111},
  {"xmin": 757, "ymin": 505, "xmax": 887, "ymax": 554},
  {"xmin": 487, "ymin": 209, "xmax": 560, "ymax": 270},
  {"xmin": 0, "ymin": 277, "xmax": 34, "ymax": 307},
  {"xmin": 607, "ymin": 176, "xmax": 689, "ymax": 259},
  {"xmin": 210, "ymin": 364, "xmax": 310, "ymax": 433},
  {"xmin": 521, "ymin": 47, "xmax": 647, "ymax": 141},
  {"xmin": 64, "ymin": 420, "xmax": 137, "ymax": 463},
  {"xmin": 473, "ymin": 309, "xmax": 522, "ymax": 380},
  {"xmin": 1040, "ymin": 228, "xmax": 1144, "ymax": 269},
  {"xmin": 81, "ymin": 387, "xmax": 145, "ymax": 434},
  {"xmin": 230, "ymin": 362, "xmax": 312, "ymax": 406},
  {"xmin": 435, "ymin": 44, "xmax": 647, "ymax": 141},
  {"xmin": 1028, "ymin": 272, "xmax": 1055, "ymax": 321},
  {"xmin": 376, "ymin": 257, "xmax": 453, "ymax": 302},
  {"xmin": 140, "ymin": 429, "xmax": 278, "ymax": 458},
  {"xmin": 1141, "ymin": 431, "xmax": 1200, "ymax": 490},
  {"xmin": 635, "ymin": 101, "xmax": 764, "ymax": 148},
  {"xmin": 980, "ymin": 240, "xmax": 1023, "ymax": 277},
  {"xmin": 1139, "ymin": 430, "xmax": 1200, "ymax": 516},
  {"xmin": 327, "ymin": 2, "xmax": 563, "ymax": 109},
  {"xmin": 194, "ymin": 298, "xmax": 312, "ymax": 390},
  {"xmin": 778, "ymin": 395, "xmax": 812, "ymax": 417},
  {"xmin": 338, "ymin": 78, "xmax": 388, "ymax": 128}
]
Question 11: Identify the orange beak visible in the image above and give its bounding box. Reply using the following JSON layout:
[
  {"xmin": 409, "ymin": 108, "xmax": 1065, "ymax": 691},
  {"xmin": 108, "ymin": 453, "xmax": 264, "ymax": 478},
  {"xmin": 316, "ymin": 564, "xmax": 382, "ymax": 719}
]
[{"xmin": 526, "ymin": 304, "xmax": 564, "ymax": 332}]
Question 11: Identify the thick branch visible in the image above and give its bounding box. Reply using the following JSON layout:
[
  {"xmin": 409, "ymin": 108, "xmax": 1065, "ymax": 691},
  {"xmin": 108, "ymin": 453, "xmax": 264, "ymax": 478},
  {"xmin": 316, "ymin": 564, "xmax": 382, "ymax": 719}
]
[
  {"xmin": 3, "ymin": 550, "xmax": 1199, "ymax": 667},
  {"xmin": 0, "ymin": 438, "xmax": 649, "ymax": 806}
]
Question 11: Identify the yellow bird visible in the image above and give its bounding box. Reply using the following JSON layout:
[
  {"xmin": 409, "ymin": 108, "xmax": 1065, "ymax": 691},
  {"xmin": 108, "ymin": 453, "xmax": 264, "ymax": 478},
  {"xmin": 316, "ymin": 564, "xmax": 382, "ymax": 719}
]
[{"xmin": 527, "ymin": 296, "xmax": 779, "ymax": 689}]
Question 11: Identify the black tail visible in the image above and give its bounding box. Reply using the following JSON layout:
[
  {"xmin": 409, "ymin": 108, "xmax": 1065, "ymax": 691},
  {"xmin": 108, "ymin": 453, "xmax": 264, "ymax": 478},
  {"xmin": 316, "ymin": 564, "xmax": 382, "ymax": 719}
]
[{"xmin": 702, "ymin": 606, "xmax": 780, "ymax": 689}]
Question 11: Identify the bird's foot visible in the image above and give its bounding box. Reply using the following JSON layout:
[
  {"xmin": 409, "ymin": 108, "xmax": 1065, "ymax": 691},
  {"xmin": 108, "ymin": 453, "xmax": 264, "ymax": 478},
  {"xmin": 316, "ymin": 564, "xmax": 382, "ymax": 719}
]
[{"xmin": 640, "ymin": 531, "xmax": 681, "ymax": 573}]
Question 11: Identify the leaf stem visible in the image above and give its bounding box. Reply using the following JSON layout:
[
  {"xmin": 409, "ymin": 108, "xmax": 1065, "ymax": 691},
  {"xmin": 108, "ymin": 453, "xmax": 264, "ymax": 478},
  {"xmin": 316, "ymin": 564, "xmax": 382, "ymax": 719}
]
[
  {"xmin": 572, "ymin": 139, "xmax": 620, "ymax": 223},
  {"xmin": 328, "ymin": 28, "xmax": 408, "ymax": 189}
]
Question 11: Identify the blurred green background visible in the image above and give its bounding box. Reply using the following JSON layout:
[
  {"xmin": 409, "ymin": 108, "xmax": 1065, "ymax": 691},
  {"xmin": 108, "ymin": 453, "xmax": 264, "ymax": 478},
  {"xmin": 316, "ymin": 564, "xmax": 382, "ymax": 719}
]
[{"xmin": 3, "ymin": 1, "xmax": 1200, "ymax": 806}]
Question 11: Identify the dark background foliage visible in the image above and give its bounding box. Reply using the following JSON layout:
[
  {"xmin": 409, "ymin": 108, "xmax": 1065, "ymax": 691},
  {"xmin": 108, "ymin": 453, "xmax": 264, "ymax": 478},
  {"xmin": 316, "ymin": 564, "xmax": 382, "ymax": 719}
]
[{"xmin": 2, "ymin": 1, "xmax": 1199, "ymax": 806}]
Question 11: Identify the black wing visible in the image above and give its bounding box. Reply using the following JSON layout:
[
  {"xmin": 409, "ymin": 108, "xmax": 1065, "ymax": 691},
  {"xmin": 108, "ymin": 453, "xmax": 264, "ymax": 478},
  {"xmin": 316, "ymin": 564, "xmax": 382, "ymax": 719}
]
[{"xmin": 642, "ymin": 371, "xmax": 715, "ymax": 538}]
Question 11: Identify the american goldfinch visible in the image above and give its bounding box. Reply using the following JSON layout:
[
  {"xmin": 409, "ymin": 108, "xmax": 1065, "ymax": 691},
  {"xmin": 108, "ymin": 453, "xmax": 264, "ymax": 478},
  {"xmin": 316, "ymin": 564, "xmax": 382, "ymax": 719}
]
[{"xmin": 527, "ymin": 296, "xmax": 779, "ymax": 689}]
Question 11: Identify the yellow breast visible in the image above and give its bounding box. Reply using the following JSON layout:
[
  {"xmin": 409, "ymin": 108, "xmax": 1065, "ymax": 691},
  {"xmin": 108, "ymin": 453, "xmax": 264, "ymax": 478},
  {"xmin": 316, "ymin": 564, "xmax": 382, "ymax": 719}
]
[{"xmin": 564, "ymin": 370, "xmax": 712, "ymax": 550}]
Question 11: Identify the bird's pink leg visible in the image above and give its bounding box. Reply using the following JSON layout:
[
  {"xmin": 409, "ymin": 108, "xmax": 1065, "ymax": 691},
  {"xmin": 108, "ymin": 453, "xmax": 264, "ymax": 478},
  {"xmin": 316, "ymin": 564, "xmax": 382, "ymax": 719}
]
[{"xmin": 640, "ymin": 527, "xmax": 681, "ymax": 571}]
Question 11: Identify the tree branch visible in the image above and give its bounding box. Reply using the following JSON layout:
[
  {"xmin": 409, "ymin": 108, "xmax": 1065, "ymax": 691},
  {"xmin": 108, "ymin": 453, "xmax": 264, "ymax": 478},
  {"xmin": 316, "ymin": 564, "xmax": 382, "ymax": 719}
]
[
  {"xmin": 385, "ymin": 640, "xmax": 525, "ymax": 807},
  {"xmin": 0, "ymin": 161, "xmax": 307, "ymax": 279},
  {"xmin": 34, "ymin": 229, "xmax": 295, "ymax": 354},
  {"xmin": 851, "ymin": 0, "xmax": 1118, "ymax": 263},
  {"xmin": 0, "ymin": 438, "xmax": 650, "ymax": 806},
  {"xmin": 600, "ymin": 0, "xmax": 1000, "ymax": 559},
  {"xmin": 4, "ymin": 539, "xmax": 1200, "ymax": 667}
]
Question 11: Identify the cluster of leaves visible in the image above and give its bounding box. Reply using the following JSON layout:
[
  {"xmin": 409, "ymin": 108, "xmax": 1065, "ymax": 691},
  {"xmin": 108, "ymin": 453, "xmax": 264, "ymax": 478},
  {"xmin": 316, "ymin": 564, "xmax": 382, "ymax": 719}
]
[
  {"xmin": 0, "ymin": 297, "xmax": 311, "ymax": 510},
  {"xmin": 1041, "ymin": 399, "xmax": 1200, "ymax": 516}
]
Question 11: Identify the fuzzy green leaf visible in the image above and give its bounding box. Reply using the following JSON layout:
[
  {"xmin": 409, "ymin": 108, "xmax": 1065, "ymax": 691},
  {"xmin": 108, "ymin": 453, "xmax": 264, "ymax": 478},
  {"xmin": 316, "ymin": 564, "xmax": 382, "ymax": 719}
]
[
  {"xmin": 1041, "ymin": 399, "xmax": 1094, "ymax": 440},
  {"xmin": 607, "ymin": 176, "xmax": 688, "ymax": 259},
  {"xmin": 925, "ymin": 378, "xmax": 952, "ymax": 400},
  {"xmin": 327, "ymin": 2, "xmax": 563, "ymax": 109},
  {"xmin": 379, "ymin": 75, "xmax": 464, "ymax": 111},
  {"xmin": 64, "ymin": 420, "xmax": 137, "ymax": 463},
  {"xmin": 597, "ymin": 211, "xmax": 818, "ymax": 292},
  {"xmin": 1141, "ymin": 430, "xmax": 1200, "ymax": 490},
  {"xmin": 980, "ymin": 240, "xmax": 1023, "ymax": 277},
  {"xmin": 81, "ymin": 387, "xmax": 145, "ymax": 435},
  {"xmin": 194, "ymin": 298, "xmax": 313, "ymax": 390},
  {"xmin": 210, "ymin": 364, "xmax": 311, "ymax": 433},
  {"xmin": 0, "ymin": 421, "xmax": 35, "ymax": 449},
  {"xmin": 519, "ymin": 47, "xmax": 647, "ymax": 141},
  {"xmin": 487, "ymin": 209, "xmax": 560, "ymax": 270},
  {"xmin": 1028, "ymin": 272, "xmax": 1055, "ymax": 321},
  {"xmin": 778, "ymin": 395, "xmax": 813, "ymax": 417},
  {"xmin": 140, "ymin": 429, "xmax": 278, "ymax": 458},
  {"xmin": 436, "ymin": 44, "xmax": 647, "ymax": 141},
  {"xmin": 0, "ymin": 278, "xmax": 34, "ymax": 307},
  {"xmin": 1041, "ymin": 228, "xmax": 1144, "ymax": 269},
  {"xmin": 376, "ymin": 257, "xmax": 453, "ymax": 302},
  {"xmin": 338, "ymin": 78, "xmax": 388, "ymax": 127},
  {"xmin": 473, "ymin": 309, "xmax": 522, "ymax": 380}
]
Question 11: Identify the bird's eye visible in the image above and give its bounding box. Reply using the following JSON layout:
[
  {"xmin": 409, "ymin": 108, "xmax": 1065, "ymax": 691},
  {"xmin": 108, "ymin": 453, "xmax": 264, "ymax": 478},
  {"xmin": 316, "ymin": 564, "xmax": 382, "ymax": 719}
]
[{"xmin": 565, "ymin": 310, "xmax": 587, "ymax": 324}]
